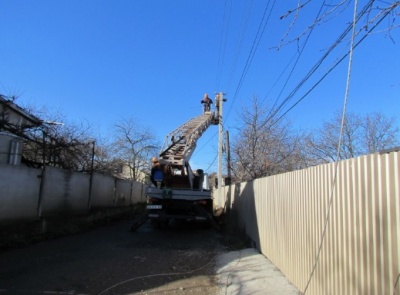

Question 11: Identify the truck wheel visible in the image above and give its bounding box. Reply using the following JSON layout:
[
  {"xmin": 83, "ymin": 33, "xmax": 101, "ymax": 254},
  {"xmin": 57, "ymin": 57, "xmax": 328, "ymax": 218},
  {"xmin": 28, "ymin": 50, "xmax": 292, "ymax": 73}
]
[
  {"xmin": 151, "ymin": 218, "xmax": 169, "ymax": 229},
  {"xmin": 159, "ymin": 218, "xmax": 169, "ymax": 229},
  {"xmin": 151, "ymin": 219, "xmax": 161, "ymax": 229}
]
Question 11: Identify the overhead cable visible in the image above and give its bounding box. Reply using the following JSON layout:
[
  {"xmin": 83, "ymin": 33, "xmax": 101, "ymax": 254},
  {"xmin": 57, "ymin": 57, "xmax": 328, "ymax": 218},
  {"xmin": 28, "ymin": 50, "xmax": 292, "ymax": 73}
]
[
  {"xmin": 226, "ymin": 0, "xmax": 255, "ymax": 91},
  {"xmin": 303, "ymin": 0, "xmax": 359, "ymax": 292},
  {"xmin": 215, "ymin": 0, "xmax": 233, "ymax": 91},
  {"xmin": 225, "ymin": 0, "xmax": 277, "ymax": 121},
  {"xmin": 266, "ymin": 1, "xmax": 327, "ymax": 117},
  {"xmin": 259, "ymin": 0, "xmax": 375, "ymax": 130},
  {"xmin": 271, "ymin": 1, "xmax": 396, "ymax": 128}
]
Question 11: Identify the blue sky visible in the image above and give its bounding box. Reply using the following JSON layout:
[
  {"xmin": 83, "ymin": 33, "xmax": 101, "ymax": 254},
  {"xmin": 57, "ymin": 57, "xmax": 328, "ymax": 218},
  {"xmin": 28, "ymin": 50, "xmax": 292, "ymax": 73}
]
[{"xmin": 1, "ymin": 1, "xmax": 399, "ymax": 172}]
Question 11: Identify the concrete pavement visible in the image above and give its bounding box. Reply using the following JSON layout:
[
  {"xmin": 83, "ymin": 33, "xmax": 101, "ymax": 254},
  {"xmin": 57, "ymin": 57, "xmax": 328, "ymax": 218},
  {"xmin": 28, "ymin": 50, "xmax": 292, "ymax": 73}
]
[{"xmin": 215, "ymin": 248, "xmax": 301, "ymax": 295}]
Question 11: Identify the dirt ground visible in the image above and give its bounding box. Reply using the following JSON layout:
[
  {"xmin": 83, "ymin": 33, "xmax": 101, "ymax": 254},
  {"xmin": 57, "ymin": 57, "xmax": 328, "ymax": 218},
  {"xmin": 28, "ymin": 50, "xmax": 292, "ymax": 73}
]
[{"xmin": 0, "ymin": 213, "xmax": 250, "ymax": 295}]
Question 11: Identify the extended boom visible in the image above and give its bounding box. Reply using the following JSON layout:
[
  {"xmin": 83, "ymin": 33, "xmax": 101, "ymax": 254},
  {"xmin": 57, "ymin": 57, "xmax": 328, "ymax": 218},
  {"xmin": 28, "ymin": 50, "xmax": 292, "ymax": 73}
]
[{"xmin": 145, "ymin": 94, "xmax": 224, "ymax": 228}]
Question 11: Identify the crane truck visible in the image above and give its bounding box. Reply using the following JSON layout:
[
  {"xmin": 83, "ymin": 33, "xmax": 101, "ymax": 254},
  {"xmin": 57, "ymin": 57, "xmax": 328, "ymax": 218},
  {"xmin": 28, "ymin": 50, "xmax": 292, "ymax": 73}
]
[{"xmin": 145, "ymin": 99, "xmax": 221, "ymax": 228}]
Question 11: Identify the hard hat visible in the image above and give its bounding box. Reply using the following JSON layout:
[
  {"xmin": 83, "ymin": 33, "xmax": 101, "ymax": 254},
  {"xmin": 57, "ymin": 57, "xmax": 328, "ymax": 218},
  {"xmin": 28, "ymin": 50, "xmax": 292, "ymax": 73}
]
[{"xmin": 151, "ymin": 157, "xmax": 158, "ymax": 163}]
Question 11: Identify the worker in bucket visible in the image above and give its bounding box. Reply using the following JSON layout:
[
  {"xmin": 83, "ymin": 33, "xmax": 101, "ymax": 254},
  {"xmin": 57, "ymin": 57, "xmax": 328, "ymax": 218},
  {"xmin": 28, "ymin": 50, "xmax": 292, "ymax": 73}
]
[
  {"xmin": 200, "ymin": 93, "xmax": 213, "ymax": 113},
  {"xmin": 150, "ymin": 157, "xmax": 164, "ymax": 187}
]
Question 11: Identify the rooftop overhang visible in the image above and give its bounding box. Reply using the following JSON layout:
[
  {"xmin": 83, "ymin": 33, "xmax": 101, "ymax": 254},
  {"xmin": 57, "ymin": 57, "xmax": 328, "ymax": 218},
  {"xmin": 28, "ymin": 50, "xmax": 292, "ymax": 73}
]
[{"xmin": 0, "ymin": 95, "xmax": 42, "ymax": 129}]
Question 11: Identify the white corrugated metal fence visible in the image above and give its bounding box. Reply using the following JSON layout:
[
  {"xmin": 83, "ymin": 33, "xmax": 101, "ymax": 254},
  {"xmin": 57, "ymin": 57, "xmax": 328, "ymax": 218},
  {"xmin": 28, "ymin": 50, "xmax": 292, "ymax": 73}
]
[{"xmin": 216, "ymin": 151, "xmax": 399, "ymax": 294}]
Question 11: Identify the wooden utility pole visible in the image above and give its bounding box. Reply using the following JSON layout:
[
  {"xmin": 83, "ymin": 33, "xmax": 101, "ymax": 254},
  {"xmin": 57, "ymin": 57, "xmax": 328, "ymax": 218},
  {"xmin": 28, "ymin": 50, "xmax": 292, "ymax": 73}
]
[
  {"xmin": 217, "ymin": 92, "xmax": 226, "ymax": 203},
  {"xmin": 225, "ymin": 130, "xmax": 231, "ymax": 185}
]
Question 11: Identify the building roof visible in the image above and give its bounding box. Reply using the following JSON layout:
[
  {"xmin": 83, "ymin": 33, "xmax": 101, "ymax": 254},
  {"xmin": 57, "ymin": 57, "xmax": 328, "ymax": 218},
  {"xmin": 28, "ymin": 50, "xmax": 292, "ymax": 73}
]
[{"xmin": 0, "ymin": 95, "xmax": 42, "ymax": 129}]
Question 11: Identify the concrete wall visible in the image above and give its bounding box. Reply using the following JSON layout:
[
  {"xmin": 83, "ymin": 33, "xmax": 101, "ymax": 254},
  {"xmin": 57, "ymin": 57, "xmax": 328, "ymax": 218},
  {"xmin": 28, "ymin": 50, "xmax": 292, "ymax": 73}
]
[
  {"xmin": 0, "ymin": 164, "xmax": 40, "ymax": 222},
  {"xmin": 131, "ymin": 181, "xmax": 145, "ymax": 204},
  {"xmin": 91, "ymin": 173, "xmax": 116, "ymax": 208},
  {"xmin": 115, "ymin": 179, "xmax": 131, "ymax": 207},
  {"xmin": 41, "ymin": 167, "xmax": 90, "ymax": 215},
  {"xmin": 0, "ymin": 163, "xmax": 147, "ymax": 225}
]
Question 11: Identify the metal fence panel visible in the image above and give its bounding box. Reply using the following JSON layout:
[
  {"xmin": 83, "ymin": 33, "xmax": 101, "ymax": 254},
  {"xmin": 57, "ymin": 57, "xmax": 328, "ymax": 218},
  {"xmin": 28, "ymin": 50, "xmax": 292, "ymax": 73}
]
[{"xmin": 216, "ymin": 151, "xmax": 400, "ymax": 295}]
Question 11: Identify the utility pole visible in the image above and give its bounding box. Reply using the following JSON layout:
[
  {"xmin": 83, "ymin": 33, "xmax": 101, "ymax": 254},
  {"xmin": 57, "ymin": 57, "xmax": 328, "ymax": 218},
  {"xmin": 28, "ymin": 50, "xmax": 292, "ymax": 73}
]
[
  {"xmin": 216, "ymin": 92, "xmax": 226, "ymax": 203},
  {"xmin": 87, "ymin": 140, "xmax": 95, "ymax": 211},
  {"xmin": 225, "ymin": 130, "xmax": 231, "ymax": 185},
  {"xmin": 37, "ymin": 129, "xmax": 46, "ymax": 218},
  {"xmin": 37, "ymin": 121, "xmax": 64, "ymax": 218}
]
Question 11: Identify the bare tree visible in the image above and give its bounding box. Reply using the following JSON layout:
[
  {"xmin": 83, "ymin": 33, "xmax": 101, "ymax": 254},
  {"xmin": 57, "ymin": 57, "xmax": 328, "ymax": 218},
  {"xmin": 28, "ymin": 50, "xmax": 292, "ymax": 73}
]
[
  {"xmin": 110, "ymin": 117, "xmax": 159, "ymax": 181},
  {"xmin": 305, "ymin": 111, "xmax": 399, "ymax": 162},
  {"xmin": 2, "ymin": 95, "xmax": 161, "ymax": 178},
  {"xmin": 363, "ymin": 112, "xmax": 399, "ymax": 153},
  {"xmin": 231, "ymin": 96, "xmax": 306, "ymax": 182},
  {"xmin": 0, "ymin": 98, "xmax": 99, "ymax": 172},
  {"xmin": 83, "ymin": 137, "xmax": 118, "ymax": 175},
  {"xmin": 269, "ymin": 2, "xmax": 400, "ymax": 124},
  {"xmin": 278, "ymin": 1, "xmax": 400, "ymax": 49},
  {"xmin": 23, "ymin": 119, "xmax": 96, "ymax": 171}
]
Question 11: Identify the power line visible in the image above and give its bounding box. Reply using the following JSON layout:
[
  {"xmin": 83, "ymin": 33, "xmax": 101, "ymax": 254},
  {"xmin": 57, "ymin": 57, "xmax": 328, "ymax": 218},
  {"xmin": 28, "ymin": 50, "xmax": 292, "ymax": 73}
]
[
  {"xmin": 205, "ymin": 154, "xmax": 218, "ymax": 172},
  {"xmin": 272, "ymin": 1, "xmax": 395, "ymax": 128},
  {"xmin": 266, "ymin": 1, "xmax": 327, "ymax": 113},
  {"xmin": 226, "ymin": 0, "xmax": 255, "ymax": 91},
  {"xmin": 259, "ymin": 0, "xmax": 375, "ymax": 130},
  {"xmin": 225, "ymin": 0, "xmax": 277, "ymax": 121},
  {"xmin": 215, "ymin": 0, "xmax": 233, "ymax": 91},
  {"xmin": 191, "ymin": 131, "xmax": 218, "ymax": 159},
  {"xmin": 303, "ymin": 0, "xmax": 359, "ymax": 292}
]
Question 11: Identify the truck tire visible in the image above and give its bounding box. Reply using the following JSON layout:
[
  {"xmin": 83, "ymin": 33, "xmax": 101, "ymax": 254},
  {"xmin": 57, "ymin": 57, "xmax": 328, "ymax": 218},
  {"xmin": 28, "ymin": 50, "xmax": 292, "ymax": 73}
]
[{"xmin": 151, "ymin": 218, "xmax": 169, "ymax": 229}]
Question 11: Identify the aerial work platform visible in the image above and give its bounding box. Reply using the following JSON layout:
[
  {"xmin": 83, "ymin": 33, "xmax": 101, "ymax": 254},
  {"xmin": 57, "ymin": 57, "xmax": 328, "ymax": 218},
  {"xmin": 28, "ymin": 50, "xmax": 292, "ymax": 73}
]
[
  {"xmin": 145, "ymin": 93, "xmax": 226, "ymax": 229},
  {"xmin": 159, "ymin": 111, "xmax": 218, "ymax": 166}
]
